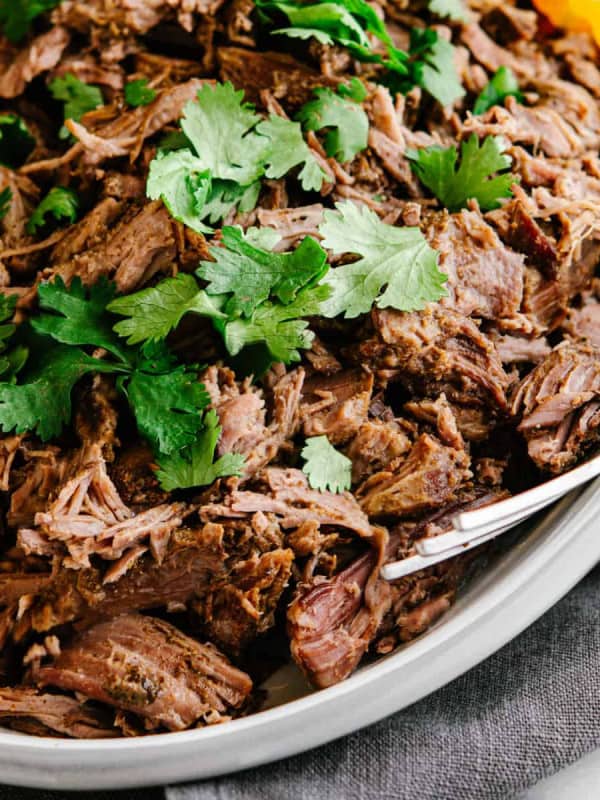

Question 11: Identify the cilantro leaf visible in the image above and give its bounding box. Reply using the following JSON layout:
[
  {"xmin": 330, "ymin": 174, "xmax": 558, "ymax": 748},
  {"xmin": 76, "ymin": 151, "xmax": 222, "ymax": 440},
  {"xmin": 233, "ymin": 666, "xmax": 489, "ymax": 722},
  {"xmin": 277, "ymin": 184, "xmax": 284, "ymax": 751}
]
[
  {"xmin": 108, "ymin": 273, "xmax": 226, "ymax": 345},
  {"xmin": 124, "ymin": 78, "xmax": 157, "ymax": 108},
  {"xmin": 264, "ymin": 0, "xmax": 370, "ymax": 48},
  {"xmin": 0, "ymin": 344, "xmax": 116, "ymax": 441},
  {"xmin": 49, "ymin": 74, "xmax": 103, "ymax": 139},
  {"xmin": 181, "ymin": 82, "xmax": 269, "ymax": 185},
  {"xmin": 0, "ymin": 0, "xmax": 61, "ymax": 43},
  {"xmin": 258, "ymin": 1, "xmax": 465, "ymax": 105},
  {"xmin": 255, "ymin": 115, "xmax": 326, "ymax": 191},
  {"xmin": 319, "ymin": 201, "xmax": 447, "ymax": 318},
  {"xmin": 0, "ymin": 187, "xmax": 11, "ymax": 220},
  {"xmin": 146, "ymin": 149, "xmax": 214, "ymax": 235},
  {"xmin": 155, "ymin": 408, "xmax": 245, "ymax": 490},
  {"xmin": 301, "ymin": 435, "xmax": 351, "ymax": 493},
  {"xmin": 408, "ymin": 28, "xmax": 465, "ymax": 107},
  {"xmin": 241, "ymin": 225, "xmax": 281, "ymax": 249},
  {"xmin": 33, "ymin": 277, "xmax": 130, "ymax": 363},
  {"xmin": 197, "ymin": 226, "xmax": 328, "ymax": 316},
  {"xmin": 473, "ymin": 66, "xmax": 523, "ymax": 115},
  {"xmin": 148, "ymin": 86, "xmax": 267, "ymax": 231},
  {"xmin": 223, "ymin": 284, "xmax": 328, "ymax": 363},
  {"xmin": 406, "ymin": 133, "xmax": 517, "ymax": 212},
  {"xmin": 273, "ymin": 26, "xmax": 334, "ymax": 44},
  {"xmin": 337, "ymin": 76, "xmax": 368, "ymax": 102},
  {"xmin": 0, "ymin": 114, "xmax": 35, "ymax": 168},
  {"xmin": 258, "ymin": 0, "xmax": 391, "ymax": 50},
  {"xmin": 158, "ymin": 130, "xmax": 191, "ymax": 152},
  {"xmin": 27, "ymin": 187, "xmax": 79, "ymax": 235},
  {"xmin": 428, "ymin": 0, "xmax": 468, "ymax": 21},
  {"xmin": 121, "ymin": 364, "xmax": 209, "ymax": 456},
  {"xmin": 296, "ymin": 82, "xmax": 368, "ymax": 163},
  {"xmin": 0, "ymin": 294, "xmax": 25, "ymax": 380}
]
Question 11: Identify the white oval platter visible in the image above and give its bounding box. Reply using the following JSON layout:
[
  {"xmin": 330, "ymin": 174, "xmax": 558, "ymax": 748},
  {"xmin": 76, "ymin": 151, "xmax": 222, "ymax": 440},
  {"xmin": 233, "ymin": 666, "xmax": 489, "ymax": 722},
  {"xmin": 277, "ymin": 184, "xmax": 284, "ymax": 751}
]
[{"xmin": 1, "ymin": 477, "xmax": 599, "ymax": 791}]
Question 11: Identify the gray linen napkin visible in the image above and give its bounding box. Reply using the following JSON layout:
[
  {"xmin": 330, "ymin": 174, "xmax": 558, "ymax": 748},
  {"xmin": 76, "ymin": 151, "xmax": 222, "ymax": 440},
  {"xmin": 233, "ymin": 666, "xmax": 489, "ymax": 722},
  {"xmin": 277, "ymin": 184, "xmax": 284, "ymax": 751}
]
[
  {"xmin": 1, "ymin": 565, "xmax": 598, "ymax": 800},
  {"xmin": 167, "ymin": 563, "xmax": 600, "ymax": 800}
]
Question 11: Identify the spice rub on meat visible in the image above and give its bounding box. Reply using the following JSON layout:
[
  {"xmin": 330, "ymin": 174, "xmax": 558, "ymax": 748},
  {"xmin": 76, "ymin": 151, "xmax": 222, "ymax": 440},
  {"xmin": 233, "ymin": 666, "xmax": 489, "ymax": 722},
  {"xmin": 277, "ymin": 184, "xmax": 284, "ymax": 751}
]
[{"xmin": 0, "ymin": 0, "xmax": 599, "ymax": 736}]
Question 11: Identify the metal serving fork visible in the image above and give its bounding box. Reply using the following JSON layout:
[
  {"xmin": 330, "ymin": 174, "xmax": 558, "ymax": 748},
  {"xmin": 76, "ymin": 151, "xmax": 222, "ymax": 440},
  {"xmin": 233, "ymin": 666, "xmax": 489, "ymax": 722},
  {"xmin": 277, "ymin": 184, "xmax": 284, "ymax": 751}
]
[{"xmin": 381, "ymin": 450, "xmax": 600, "ymax": 581}]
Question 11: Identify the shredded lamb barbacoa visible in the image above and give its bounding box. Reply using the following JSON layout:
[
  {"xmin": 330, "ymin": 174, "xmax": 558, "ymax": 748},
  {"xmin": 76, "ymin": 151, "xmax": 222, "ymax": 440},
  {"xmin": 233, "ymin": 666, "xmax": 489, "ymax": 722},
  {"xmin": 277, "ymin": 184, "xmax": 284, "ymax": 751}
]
[{"xmin": 0, "ymin": 0, "xmax": 599, "ymax": 737}]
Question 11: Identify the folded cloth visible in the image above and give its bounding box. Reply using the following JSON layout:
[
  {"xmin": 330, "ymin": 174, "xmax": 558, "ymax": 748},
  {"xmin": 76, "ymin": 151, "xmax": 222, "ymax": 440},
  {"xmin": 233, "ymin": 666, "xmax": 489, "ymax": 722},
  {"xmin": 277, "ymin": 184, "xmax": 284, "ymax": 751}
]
[
  {"xmin": 167, "ymin": 564, "xmax": 600, "ymax": 800},
  {"xmin": 0, "ymin": 566, "xmax": 598, "ymax": 800}
]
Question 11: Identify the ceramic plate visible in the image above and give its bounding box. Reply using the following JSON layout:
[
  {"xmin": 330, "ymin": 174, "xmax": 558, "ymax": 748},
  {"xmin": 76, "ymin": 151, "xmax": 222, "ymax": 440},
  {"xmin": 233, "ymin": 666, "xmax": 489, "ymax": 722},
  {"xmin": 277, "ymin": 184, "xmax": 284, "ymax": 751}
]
[{"xmin": 1, "ymin": 478, "xmax": 599, "ymax": 791}]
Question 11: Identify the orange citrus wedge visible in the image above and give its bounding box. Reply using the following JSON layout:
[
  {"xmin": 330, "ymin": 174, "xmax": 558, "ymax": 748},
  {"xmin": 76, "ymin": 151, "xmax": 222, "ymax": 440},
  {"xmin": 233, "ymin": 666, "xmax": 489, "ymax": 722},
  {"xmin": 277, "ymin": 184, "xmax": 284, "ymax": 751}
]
[{"xmin": 532, "ymin": 0, "xmax": 600, "ymax": 44}]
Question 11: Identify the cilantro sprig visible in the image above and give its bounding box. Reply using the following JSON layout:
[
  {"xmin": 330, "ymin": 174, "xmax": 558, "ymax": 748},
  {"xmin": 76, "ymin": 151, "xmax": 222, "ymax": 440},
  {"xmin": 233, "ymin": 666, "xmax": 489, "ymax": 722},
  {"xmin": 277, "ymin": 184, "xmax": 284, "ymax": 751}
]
[
  {"xmin": 147, "ymin": 82, "xmax": 327, "ymax": 234},
  {"xmin": 124, "ymin": 78, "xmax": 157, "ymax": 108},
  {"xmin": 301, "ymin": 435, "xmax": 352, "ymax": 493},
  {"xmin": 49, "ymin": 74, "xmax": 104, "ymax": 139},
  {"xmin": 27, "ymin": 187, "xmax": 79, "ymax": 235},
  {"xmin": 0, "ymin": 0, "xmax": 61, "ymax": 43},
  {"xmin": 257, "ymin": 0, "xmax": 464, "ymax": 106},
  {"xmin": 109, "ymin": 228, "xmax": 330, "ymax": 367},
  {"xmin": 0, "ymin": 279, "xmax": 241, "ymax": 490},
  {"xmin": 155, "ymin": 409, "xmax": 245, "ymax": 491},
  {"xmin": 473, "ymin": 67, "xmax": 523, "ymax": 115},
  {"xmin": 428, "ymin": 0, "xmax": 467, "ymax": 21},
  {"xmin": 296, "ymin": 79, "xmax": 369, "ymax": 163},
  {"xmin": 319, "ymin": 200, "xmax": 447, "ymax": 318},
  {"xmin": 0, "ymin": 295, "xmax": 27, "ymax": 382},
  {"xmin": 406, "ymin": 134, "xmax": 518, "ymax": 212}
]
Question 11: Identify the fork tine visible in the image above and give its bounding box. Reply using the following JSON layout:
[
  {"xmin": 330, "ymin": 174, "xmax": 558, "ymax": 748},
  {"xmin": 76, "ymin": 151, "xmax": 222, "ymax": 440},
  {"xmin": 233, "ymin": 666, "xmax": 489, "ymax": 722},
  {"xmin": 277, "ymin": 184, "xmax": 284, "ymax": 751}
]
[
  {"xmin": 452, "ymin": 450, "xmax": 600, "ymax": 534},
  {"xmin": 416, "ymin": 495, "xmax": 560, "ymax": 555},
  {"xmin": 381, "ymin": 525, "xmax": 513, "ymax": 581},
  {"xmin": 381, "ymin": 489, "xmax": 580, "ymax": 582}
]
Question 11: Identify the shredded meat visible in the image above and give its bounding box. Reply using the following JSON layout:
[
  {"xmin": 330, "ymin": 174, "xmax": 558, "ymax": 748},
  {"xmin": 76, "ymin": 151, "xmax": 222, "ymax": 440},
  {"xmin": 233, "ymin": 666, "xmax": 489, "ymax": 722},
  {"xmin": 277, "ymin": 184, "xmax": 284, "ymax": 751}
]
[
  {"xmin": 0, "ymin": 687, "xmax": 117, "ymax": 738},
  {"xmin": 35, "ymin": 614, "xmax": 252, "ymax": 731},
  {"xmin": 359, "ymin": 306, "xmax": 510, "ymax": 411},
  {"xmin": 510, "ymin": 342, "xmax": 600, "ymax": 472},
  {"xmin": 0, "ymin": 28, "xmax": 70, "ymax": 99}
]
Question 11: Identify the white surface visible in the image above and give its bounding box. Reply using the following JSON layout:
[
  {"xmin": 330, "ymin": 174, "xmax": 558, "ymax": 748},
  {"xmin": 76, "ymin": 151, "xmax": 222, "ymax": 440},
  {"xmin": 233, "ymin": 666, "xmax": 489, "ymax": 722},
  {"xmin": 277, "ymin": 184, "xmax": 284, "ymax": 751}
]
[
  {"xmin": 0, "ymin": 478, "xmax": 599, "ymax": 791},
  {"xmin": 522, "ymin": 748, "xmax": 600, "ymax": 799}
]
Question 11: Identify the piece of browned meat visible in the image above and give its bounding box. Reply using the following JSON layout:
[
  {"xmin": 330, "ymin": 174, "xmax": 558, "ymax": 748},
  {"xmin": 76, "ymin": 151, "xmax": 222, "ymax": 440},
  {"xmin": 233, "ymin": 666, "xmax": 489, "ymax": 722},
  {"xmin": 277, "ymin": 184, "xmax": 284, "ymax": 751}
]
[
  {"xmin": 565, "ymin": 293, "xmax": 600, "ymax": 348},
  {"xmin": 218, "ymin": 48, "xmax": 339, "ymax": 105},
  {"xmin": 289, "ymin": 490, "xmax": 504, "ymax": 687},
  {"xmin": 359, "ymin": 306, "xmax": 510, "ymax": 414},
  {"xmin": 18, "ymin": 524, "xmax": 228, "ymax": 637},
  {"xmin": 0, "ymin": 28, "xmax": 70, "ymax": 99},
  {"xmin": 300, "ymin": 368, "xmax": 373, "ymax": 445},
  {"xmin": 202, "ymin": 467, "xmax": 375, "ymax": 540},
  {"xmin": 50, "ymin": 201, "xmax": 177, "ymax": 292},
  {"xmin": 426, "ymin": 210, "xmax": 524, "ymax": 320},
  {"xmin": 194, "ymin": 547, "xmax": 294, "ymax": 653},
  {"xmin": 356, "ymin": 434, "xmax": 472, "ymax": 518},
  {"xmin": 511, "ymin": 342, "xmax": 600, "ymax": 472},
  {"xmin": 288, "ymin": 550, "xmax": 391, "ymax": 689},
  {"xmin": 35, "ymin": 614, "xmax": 252, "ymax": 731},
  {"xmin": 345, "ymin": 419, "xmax": 412, "ymax": 484},
  {"xmin": 0, "ymin": 687, "xmax": 117, "ymax": 738}
]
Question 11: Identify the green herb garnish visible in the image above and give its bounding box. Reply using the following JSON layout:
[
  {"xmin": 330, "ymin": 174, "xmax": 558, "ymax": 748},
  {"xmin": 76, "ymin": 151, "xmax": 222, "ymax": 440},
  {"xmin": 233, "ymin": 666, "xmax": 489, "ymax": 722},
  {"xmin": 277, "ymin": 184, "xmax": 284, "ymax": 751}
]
[
  {"xmin": 49, "ymin": 73, "xmax": 103, "ymax": 139},
  {"xmin": 27, "ymin": 187, "xmax": 79, "ymax": 235},
  {"xmin": 406, "ymin": 134, "xmax": 518, "ymax": 212},
  {"xmin": 296, "ymin": 79, "xmax": 369, "ymax": 163},
  {"xmin": 124, "ymin": 78, "xmax": 157, "ymax": 108},
  {"xmin": 0, "ymin": 114, "xmax": 36, "ymax": 168},
  {"xmin": 473, "ymin": 67, "xmax": 523, "ymax": 115},
  {"xmin": 301, "ymin": 435, "xmax": 352, "ymax": 492},
  {"xmin": 319, "ymin": 200, "xmax": 447, "ymax": 318},
  {"xmin": 0, "ymin": 0, "xmax": 61, "ymax": 43}
]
